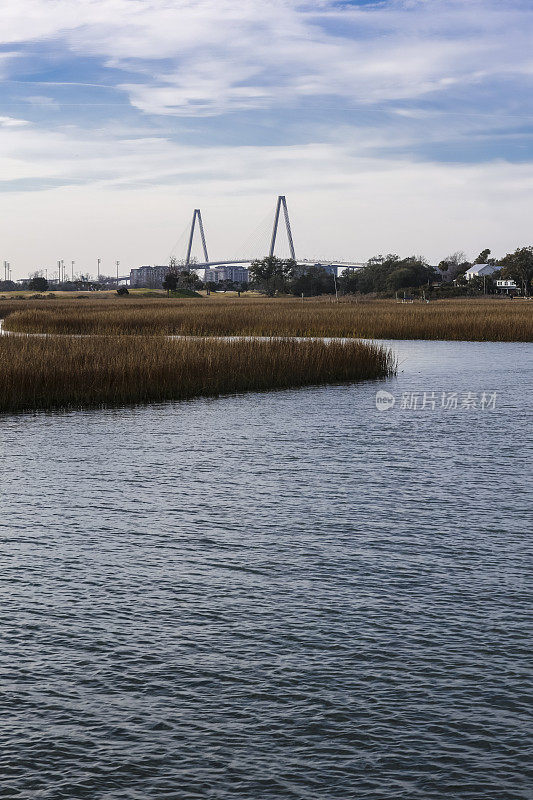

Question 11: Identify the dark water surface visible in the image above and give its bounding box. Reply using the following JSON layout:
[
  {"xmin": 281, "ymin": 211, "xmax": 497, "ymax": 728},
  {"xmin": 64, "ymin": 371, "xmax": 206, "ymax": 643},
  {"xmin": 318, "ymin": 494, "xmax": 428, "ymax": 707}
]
[{"xmin": 1, "ymin": 340, "xmax": 532, "ymax": 799}]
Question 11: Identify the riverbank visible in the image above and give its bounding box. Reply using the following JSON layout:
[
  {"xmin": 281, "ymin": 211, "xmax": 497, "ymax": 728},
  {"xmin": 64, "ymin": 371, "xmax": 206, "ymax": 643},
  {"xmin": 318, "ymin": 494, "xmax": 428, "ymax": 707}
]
[
  {"xmin": 2, "ymin": 296, "xmax": 531, "ymax": 342},
  {"xmin": 0, "ymin": 335, "xmax": 394, "ymax": 412}
]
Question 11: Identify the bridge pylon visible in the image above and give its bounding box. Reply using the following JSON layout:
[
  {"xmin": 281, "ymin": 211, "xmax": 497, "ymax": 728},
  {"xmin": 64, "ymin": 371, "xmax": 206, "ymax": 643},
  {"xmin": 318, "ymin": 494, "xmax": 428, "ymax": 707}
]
[
  {"xmin": 186, "ymin": 209, "xmax": 209, "ymax": 266},
  {"xmin": 269, "ymin": 196, "xmax": 295, "ymax": 260}
]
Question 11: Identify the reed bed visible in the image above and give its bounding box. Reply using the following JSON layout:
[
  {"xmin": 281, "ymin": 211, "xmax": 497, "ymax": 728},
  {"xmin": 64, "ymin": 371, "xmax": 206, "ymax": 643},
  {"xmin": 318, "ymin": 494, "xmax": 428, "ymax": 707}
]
[
  {"xmin": 0, "ymin": 335, "xmax": 394, "ymax": 412},
  {"xmin": 3, "ymin": 297, "xmax": 532, "ymax": 341}
]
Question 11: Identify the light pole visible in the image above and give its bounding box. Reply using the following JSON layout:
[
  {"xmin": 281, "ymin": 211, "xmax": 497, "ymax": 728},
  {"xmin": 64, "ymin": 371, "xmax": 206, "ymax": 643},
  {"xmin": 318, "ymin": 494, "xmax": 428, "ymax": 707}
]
[
  {"xmin": 116, "ymin": 260, "xmax": 120, "ymax": 286},
  {"xmin": 71, "ymin": 260, "xmax": 75, "ymax": 282},
  {"xmin": 97, "ymin": 258, "xmax": 101, "ymax": 284}
]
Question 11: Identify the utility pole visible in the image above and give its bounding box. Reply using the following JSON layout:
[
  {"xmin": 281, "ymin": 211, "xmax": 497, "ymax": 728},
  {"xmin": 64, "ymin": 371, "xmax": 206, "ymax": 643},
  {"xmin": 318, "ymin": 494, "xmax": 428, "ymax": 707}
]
[
  {"xmin": 97, "ymin": 258, "xmax": 101, "ymax": 283},
  {"xmin": 71, "ymin": 261, "xmax": 75, "ymax": 282},
  {"xmin": 116, "ymin": 260, "xmax": 120, "ymax": 286}
]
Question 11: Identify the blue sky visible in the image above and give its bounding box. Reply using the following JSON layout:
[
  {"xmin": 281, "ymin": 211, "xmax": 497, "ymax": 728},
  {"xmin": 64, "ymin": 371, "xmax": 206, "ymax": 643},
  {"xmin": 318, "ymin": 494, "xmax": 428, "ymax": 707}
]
[{"xmin": 1, "ymin": 0, "xmax": 532, "ymax": 275}]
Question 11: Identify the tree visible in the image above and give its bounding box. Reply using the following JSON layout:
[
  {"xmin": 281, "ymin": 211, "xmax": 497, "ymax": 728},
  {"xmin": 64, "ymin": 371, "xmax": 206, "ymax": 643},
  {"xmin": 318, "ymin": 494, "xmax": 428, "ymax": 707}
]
[
  {"xmin": 386, "ymin": 267, "xmax": 417, "ymax": 291},
  {"xmin": 473, "ymin": 248, "xmax": 495, "ymax": 265},
  {"xmin": 249, "ymin": 256, "xmax": 295, "ymax": 296},
  {"xmin": 349, "ymin": 254, "xmax": 436, "ymax": 294},
  {"xmin": 28, "ymin": 276, "xmax": 48, "ymax": 292},
  {"xmin": 162, "ymin": 272, "xmax": 178, "ymax": 296},
  {"xmin": 468, "ymin": 274, "xmax": 499, "ymax": 294},
  {"xmin": 499, "ymin": 246, "xmax": 533, "ymax": 296},
  {"xmin": 290, "ymin": 265, "xmax": 335, "ymax": 297},
  {"xmin": 438, "ymin": 251, "xmax": 470, "ymax": 281},
  {"xmin": 338, "ymin": 269, "xmax": 360, "ymax": 295},
  {"xmin": 177, "ymin": 270, "xmax": 202, "ymax": 290}
]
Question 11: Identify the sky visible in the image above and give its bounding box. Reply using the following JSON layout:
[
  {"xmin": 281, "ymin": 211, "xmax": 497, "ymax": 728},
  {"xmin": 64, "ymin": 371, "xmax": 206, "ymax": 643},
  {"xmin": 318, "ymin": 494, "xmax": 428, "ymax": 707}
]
[{"xmin": 1, "ymin": 0, "xmax": 532, "ymax": 278}]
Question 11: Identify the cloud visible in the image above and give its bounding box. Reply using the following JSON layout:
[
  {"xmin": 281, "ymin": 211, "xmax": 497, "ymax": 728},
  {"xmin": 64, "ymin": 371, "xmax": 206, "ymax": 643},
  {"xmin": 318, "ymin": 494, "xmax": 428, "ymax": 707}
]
[
  {"xmin": 1, "ymin": 0, "xmax": 532, "ymax": 116},
  {"xmin": 25, "ymin": 95, "xmax": 60, "ymax": 109},
  {"xmin": 0, "ymin": 115, "xmax": 29, "ymax": 127},
  {"xmin": 1, "ymin": 114, "xmax": 533, "ymax": 273},
  {"xmin": 0, "ymin": 0, "xmax": 532, "ymax": 275}
]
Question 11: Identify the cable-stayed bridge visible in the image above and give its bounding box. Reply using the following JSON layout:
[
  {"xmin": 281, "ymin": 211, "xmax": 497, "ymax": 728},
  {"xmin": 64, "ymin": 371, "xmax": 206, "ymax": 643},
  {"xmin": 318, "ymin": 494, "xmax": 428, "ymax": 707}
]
[{"xmin": 169, "ymin": 196, "xmax": 363, "ymax": 273}]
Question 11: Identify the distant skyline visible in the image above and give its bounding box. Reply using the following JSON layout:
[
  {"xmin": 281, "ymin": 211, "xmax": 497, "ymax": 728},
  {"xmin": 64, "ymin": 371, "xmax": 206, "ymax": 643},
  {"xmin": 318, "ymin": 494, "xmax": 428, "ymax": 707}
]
[{"xmin": 1, "ymin": 0, "xmax": 533, "ymax": 278}]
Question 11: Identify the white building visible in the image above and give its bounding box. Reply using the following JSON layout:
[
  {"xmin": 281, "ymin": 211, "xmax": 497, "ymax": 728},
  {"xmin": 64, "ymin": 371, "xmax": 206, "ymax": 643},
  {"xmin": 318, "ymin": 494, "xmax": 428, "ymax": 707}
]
[
  {"xmin": 204, "ymin": 265, "xmax": 249, "ymax": 284},
  {"xmin": 130, "ymin": 265, "xmax": 170, "ymax": 288},
  {"xmin": 464, "ymin": 263, "xmax": 501, "ymax": 280},
  {"xmin": 496, "ymin": 279, "xmax": 519, "ymax": 294}
]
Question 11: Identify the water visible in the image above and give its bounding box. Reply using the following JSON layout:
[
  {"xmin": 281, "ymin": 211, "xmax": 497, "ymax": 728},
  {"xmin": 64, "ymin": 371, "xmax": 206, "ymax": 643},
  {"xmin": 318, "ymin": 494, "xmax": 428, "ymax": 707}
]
[{"xmin": 1, "ymin": 340, "xmax": 532, "ymax": 799}]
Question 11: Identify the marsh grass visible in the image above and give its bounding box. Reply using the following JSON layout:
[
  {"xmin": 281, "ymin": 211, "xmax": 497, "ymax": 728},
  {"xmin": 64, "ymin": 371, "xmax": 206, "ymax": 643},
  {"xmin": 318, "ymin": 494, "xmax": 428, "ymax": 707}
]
[
  {"xmin": 3, "ymin": 296, "xmax": 532, "ymax": 341},
  {"xmin": 0, "ymin": 335, "xmax": 394, "ymax": 412}
]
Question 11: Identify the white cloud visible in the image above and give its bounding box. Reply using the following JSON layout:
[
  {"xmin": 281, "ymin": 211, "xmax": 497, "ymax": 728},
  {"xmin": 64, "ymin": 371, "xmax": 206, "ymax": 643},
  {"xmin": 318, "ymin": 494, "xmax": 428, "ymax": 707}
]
[
  {"xmin": 0, "ymin": 117, "xmax": 532, "ymax": 274},
  {"xmin": 0, "ymin": 0, "xmax": 532, "ymax": 115},
  {"xmin": 0, "ymin": 0, "xmax": 531, "ymax": 274},
  {"xmin": 25, "ymin": 95, "xmax": 60, "ymax": 109},
  {"xmin": 0, "ymin": 115, "xmax": 29, "ymax": 127}
]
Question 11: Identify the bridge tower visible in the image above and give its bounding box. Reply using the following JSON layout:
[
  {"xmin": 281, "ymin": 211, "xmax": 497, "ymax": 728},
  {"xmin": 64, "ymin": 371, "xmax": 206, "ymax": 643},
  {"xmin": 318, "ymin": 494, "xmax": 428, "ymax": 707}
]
[
  {"xmin": 269, "ymin": 196, "xmax": 296, "ymax": 260},
  {"xmin": 185, "ymin": 209, "xmax": 209, "ymax": 266}
]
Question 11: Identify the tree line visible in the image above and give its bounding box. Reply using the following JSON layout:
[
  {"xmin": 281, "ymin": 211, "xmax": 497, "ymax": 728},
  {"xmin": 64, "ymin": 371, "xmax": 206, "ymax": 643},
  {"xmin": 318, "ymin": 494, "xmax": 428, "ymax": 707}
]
[
  {"xmin": 247, "ymin": 247, "xmax": 533, "ymax": 297},
  {"xmin": 5, "ymin": 245, "xmax": 532, "ymax": 297}
]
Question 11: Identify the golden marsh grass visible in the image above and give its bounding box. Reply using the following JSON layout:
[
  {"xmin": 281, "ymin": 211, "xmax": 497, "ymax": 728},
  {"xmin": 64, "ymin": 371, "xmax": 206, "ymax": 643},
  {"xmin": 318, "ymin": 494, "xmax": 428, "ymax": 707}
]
[
  {"xmin": 3, "ymin": 296, "xmax": 532, "ymax": 341},
  {"xmin": 0, "ymin": 335, "xmax": 394, "ymax": 413}
]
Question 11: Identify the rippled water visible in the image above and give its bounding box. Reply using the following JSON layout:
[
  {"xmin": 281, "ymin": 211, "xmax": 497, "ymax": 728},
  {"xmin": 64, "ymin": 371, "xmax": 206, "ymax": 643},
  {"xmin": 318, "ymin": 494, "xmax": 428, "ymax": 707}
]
[{"xmin": 1, "ymin": 340, "xmax": 532, "ymax": 799}]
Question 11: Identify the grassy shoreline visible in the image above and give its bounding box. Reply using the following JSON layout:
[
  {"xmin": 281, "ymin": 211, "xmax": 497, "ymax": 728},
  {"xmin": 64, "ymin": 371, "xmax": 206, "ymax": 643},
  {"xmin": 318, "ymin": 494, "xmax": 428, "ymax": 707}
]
[
  {"xmin": 2, "ymin": 297, "xmax": 532, "ymax": 342},
  {"xmin": 0, "ymin": 335, "xmax": 394, "ymax": 413}
]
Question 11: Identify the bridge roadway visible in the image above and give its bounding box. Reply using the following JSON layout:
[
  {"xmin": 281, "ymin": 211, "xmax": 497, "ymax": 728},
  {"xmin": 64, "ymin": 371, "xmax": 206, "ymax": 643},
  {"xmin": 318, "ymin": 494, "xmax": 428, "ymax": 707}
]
[{"xmin": 192, "ymin": 259, "xmax": 364, "ymax": 269}]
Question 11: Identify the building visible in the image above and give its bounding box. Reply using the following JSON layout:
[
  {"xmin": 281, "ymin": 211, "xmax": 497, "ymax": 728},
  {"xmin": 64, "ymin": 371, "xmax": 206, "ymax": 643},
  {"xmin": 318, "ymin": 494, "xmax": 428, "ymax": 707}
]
[
  {"xmin": 130, "ymin": 265, "xmax": 170, "ymax": 288},
  {"xmin": 204, "ymin": 265, "xmax": 249, "ymax": 284},
  {"xmin": 496, "ymin": 279, "xmax": 519, "ymax": 294},
  {"xmin": 464, "ymin": 263, "xmax": 500, "ymax": 280}
]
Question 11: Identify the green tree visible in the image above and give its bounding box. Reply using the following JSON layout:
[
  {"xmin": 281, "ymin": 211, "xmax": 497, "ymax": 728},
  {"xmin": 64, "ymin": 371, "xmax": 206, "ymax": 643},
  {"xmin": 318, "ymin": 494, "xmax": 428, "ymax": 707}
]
[
  {"xmin": 28, "ymin": 276, "xmax": 48, "ymax": 292},
  {"xmin": 162, "ymin": 272, "xmax": 178, "ymax": 295},
  {"xmin": 177, "ymin": 270, "xmax": 202, "ymax": 290},
  {"xmin": 499, "ymin": 246, "xmax": 533, "ymax": 296},
  {"xmin": 473, "ymin": 248, "xmax": 494, "ymax": 265},
  {"xmin": 352, "ymin": 254, "xmax": 436, "ymax": 294},
  {"xmin": 249, "ymin": 256, "xmax": 295, "ymax": 296},
  {"xmin": 290, "ymin": 266, "xmax": 335, "ymax": 297},
  {"xmin": 386, "ymin": 267, "xmax": 417, "ymax": 291},
  {"xmin": 338, "ymin": 269, "xmax": 360, "ymax": 295}
]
